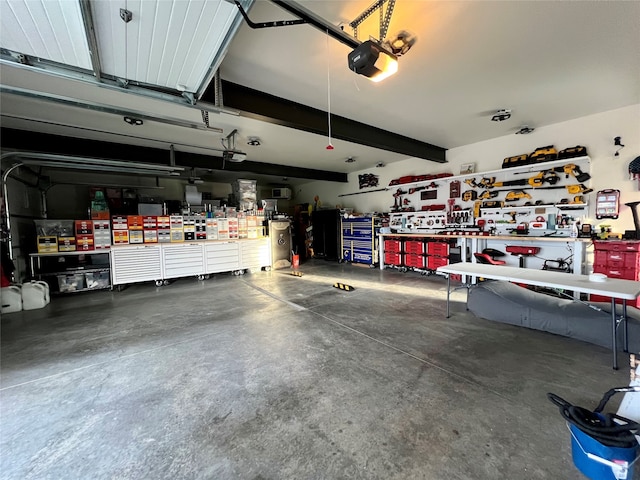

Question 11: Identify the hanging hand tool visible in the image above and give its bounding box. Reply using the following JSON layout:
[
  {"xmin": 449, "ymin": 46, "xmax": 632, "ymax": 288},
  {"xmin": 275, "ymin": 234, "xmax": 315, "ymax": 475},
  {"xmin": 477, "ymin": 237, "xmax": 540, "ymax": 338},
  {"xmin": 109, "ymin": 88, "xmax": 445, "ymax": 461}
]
[
  {"xmin": 504, "ymin": 211, "xmax": 527, "ymax": 223},
  {"xmin": 478, "ymin": 177, "xmax": 496, "ymax": 189},
  {"xmin": 504, "ymin": 190, "xmax": 532, "ymax": 202},
  {"xmin": 393, "ymin": 188, "xmax": 407, "ymax": 197},
  {"xmin": 479, "ymin": 190, "xmax": 499, "ymax": 200},
  {"xmin": 549, "ymin": 163, "xmax": 591, "ymax": 182},
  {"xmin": 462, "ymin": 190, "xmax": 478, "ymax": 201},
  {"xmin": 464, "ymin": 178, "xmax": 478, "ymax": 188}
]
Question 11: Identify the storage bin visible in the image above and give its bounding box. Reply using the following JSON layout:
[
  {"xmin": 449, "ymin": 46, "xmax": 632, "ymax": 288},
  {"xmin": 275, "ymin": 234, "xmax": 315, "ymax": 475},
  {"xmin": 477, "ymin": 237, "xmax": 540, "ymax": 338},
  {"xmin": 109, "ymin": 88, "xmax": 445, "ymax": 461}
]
[
  {"xmin": 58, "ymin": 273, "xmax": 85, "ymax": 293},
  {"xmin": 21, "ymin": 281, "xmax": 50, "ymax": 310},
  {"xmin": 404, "ymin": 240, "xmax": 426, "ymax": 255},
  {"xmin": 1, "ymin": 285, "xmax": 22, "ymax": 313},
  {"xmin": 85, "ymin": 271, "xmax": 110, "ymax": 290},
  {"xmin": 404, "ymin": 253, "xmax": 426, "ymax": 269}
]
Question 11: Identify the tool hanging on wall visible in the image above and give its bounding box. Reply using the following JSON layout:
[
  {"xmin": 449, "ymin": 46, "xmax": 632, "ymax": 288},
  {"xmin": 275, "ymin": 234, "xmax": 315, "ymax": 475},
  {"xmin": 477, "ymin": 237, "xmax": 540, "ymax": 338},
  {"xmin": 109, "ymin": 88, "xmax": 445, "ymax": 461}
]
[
  {"xmin": 595, "ymin": 189, "xmax": 620, "ymax": 219},
  {"xmin": 629, "ymin": 156, "xmax": 640, "ymax": 189},
  {"xmin": 462, "ymin": 190, "xmax": 477, "ymax": 201},
  {"xmin": 449, "ymin": 180, "xmax": 461, "ymax": 198}
]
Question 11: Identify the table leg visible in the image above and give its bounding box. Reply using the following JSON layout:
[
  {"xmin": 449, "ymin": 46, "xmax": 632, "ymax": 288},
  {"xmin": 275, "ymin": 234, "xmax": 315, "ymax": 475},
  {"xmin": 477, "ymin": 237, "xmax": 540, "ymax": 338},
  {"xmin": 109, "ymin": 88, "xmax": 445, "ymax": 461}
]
[
  {"xmin": 623, "ymin": 299, "xmax": 629, "ymax": 353},
  {"xmin": 446, "ymin": 274, "xmax": 451, "ymax": 318},
  {"xmin": 611, "ymin": 297, "xmax": 618, "ymax": 370}
]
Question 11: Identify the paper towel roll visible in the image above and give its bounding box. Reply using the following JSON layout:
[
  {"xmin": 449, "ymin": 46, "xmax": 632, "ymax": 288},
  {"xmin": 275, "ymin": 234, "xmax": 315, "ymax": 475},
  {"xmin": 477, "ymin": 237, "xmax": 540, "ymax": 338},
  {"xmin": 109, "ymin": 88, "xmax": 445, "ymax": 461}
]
[{"xmin": 185, "ymin": 185, "xmax": 202, "ymax": 205}]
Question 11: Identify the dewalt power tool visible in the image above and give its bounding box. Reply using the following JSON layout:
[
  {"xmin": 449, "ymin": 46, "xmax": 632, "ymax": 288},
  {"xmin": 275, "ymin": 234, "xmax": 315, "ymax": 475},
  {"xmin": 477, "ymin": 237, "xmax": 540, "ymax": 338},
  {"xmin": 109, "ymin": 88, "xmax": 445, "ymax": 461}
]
[
  {"xmin": 550, "ymin": 163, "xmax": 591, "ymax": 183},
  {"xmin": 537, "ymin": 184, "xmax": 593, "ymax": 194},
  {"xmin": 505, "ymin": 190, "xmax": 532, "ymax": 202},
  {"xmin": 462, "ymin": 190, "xmax": 478, "ymax": 201}
]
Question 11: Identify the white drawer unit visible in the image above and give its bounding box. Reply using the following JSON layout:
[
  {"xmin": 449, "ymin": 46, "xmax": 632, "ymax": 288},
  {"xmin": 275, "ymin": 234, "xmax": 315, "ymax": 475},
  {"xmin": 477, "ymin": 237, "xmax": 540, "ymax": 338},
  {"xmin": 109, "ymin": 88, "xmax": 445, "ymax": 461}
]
[
  {"xmin": 205, "ymin": 241, "xmax": 240, "ymax": 274},
  {"xmin": 111, "ymin": 245, "xmax": 162, "ymax": 286},
  {"xmin": 240, "ymin": 238, "xmax": 271, "ymax": 272},
  {"xmin": 161, "ymin": 243, "xmax": 205, "ymax": 279}
]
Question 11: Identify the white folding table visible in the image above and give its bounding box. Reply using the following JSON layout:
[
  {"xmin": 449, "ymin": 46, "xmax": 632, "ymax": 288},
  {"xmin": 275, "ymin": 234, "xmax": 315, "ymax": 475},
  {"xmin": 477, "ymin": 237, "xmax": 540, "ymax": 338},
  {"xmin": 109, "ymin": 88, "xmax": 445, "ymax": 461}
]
[{"xmin": 437, "ymin": 262, "xmax": 640, "ymax": 369}]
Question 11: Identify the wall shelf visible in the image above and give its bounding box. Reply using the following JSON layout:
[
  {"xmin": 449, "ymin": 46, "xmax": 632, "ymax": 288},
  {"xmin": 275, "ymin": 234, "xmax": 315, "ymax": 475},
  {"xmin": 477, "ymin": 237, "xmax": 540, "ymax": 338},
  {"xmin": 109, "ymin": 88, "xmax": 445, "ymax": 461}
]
[{"xmin": 399, "ymin": 156, "xmax": 591, "ymax": 189}]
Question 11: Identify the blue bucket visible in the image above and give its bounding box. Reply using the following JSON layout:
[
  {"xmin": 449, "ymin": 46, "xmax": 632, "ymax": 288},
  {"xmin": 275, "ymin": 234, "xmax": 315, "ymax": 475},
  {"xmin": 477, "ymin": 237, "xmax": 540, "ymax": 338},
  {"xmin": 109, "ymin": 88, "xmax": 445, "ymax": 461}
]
[{"xmin": 570, "ymin": 424, "xmax": 639, "ymax": 480}]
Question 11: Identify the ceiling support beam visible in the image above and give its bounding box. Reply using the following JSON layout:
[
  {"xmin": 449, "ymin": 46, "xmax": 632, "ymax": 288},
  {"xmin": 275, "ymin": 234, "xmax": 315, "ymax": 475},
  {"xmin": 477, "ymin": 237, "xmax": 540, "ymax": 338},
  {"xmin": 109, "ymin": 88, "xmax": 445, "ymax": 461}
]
[
  {"xmin": 0, "ymin": 128, "xmax": 348, "ymax": 183},
  {"xmin": 202, "ymin": 80, "xmax": 447, "ymax": 163},
  {"xmin": 270, "ymin": 1, "xmax": 361, "ymax": 49},
  {"xmin": 79, "ymin": 0, "xmax": 103, "ymax": 82}
]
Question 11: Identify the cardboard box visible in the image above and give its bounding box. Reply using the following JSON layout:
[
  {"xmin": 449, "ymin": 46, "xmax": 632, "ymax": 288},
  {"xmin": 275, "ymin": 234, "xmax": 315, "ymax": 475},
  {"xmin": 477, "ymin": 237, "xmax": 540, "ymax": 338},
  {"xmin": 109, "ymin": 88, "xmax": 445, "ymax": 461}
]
[
  {"xmin": 129, "ymin": 230, "xmax": 144, "ymax": 244},
  {"xmin": 76, "ymin": 234, "xmax": 94, "ymax": 251},
  {"xmin": 112, "ymin": 230, "xmax": 129, "ymax": 244},
  {"xmin": 91, "ymin": 211, "xmax": 110, "ymax": 220},
  {"xmin": 58, "ymin": 237, "xmax": 76, "ymax": 252},
  {"xmin": 143, "ymin": 216, "xmax": 157, "ymax": 229},
  {"xmin": 37, "ymin": 236, "xmax": 58, "ymax": 253},
  {"xmin": 75, "ymin": 220, "xmax": 94, "ymax": 235},
  {"xmin": 112, "ymin": 216, "xmax": 128, "ymax": 230},
  {"xmin": 127, "ymin": 215, "xmax": 144, "ymax": 230},
  {"xmin": 143, "ymin": 230, "xmax": 158, "ymax": 243},
  {"xmin": 93, "ymin": 220, "xmax": 111, "ymax": 231},
  {"xmin": 157, "ymin": 216, "xmax": 171, "ymax": 230}
]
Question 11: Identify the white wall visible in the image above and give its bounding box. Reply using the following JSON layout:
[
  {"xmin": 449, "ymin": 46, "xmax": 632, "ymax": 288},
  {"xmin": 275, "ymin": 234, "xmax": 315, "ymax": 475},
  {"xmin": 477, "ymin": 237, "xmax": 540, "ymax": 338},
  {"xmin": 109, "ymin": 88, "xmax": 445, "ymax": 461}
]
[{"xmin": 298, "ymin": 104, "xmax": 640, "ymax": 233}]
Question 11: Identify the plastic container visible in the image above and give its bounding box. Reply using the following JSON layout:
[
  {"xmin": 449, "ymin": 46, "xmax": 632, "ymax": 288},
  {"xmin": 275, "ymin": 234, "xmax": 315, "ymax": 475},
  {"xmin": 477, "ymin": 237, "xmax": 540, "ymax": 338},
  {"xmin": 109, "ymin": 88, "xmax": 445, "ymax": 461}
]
[
  {"xmin": 1, "ymin": 285, "xmax": 23, "ymax": 313},
  {"xmin": 21, "ymin": 281, "xmax": 50, "ymax": 310},
  {"xmin": 570, "ymin": 423, "xmax": 638, "ymax": 480}
]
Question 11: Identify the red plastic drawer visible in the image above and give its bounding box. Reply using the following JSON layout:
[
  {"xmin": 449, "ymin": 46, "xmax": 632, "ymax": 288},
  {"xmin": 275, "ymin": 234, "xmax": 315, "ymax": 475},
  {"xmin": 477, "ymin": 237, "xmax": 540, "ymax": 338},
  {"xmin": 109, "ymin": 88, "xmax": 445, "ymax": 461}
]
[
  {"xmin": 601, "ymin": 268, "xmax": 637, "ymax": 280},
  {"xmin": 404, "ymin": 240, "xmax": 426, "ymax": 255},
  {"xmin": 593, "ymin": 251, "xmax": 608, "ymax": 267},
  {"xmin": 427, "ymin": 255, "xmax": 449, "ymax": 270},
  {"xmin": 384, "ymin": 239, "xmax": 403, "ymax": 253},
  {"xmin": 594, "ymin": 240, "xmax": 640, "ymax": 252},
  {"xmin": 385, "ymin": 252, "xmax": 403, "ymax": 266},
  {"xmin": 404, "ymin": 253, "xmax": 426, "ymax": 269},
  {"xmin": 427, "ymin": 242, "xmax": 449, "ymax": 256}
]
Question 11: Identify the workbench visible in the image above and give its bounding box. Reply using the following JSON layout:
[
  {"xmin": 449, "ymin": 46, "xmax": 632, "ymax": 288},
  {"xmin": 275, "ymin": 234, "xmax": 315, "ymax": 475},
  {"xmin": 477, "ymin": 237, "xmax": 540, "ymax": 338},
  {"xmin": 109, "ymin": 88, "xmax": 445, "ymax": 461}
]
[{"xmin": 436, "ymin": 262, "xmax": 640, "ymax": 369}]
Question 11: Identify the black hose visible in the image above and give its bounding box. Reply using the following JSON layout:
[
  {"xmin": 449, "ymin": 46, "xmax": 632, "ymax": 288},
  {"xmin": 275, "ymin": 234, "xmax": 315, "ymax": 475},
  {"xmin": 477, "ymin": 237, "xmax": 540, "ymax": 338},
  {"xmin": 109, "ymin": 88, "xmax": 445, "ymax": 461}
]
[{"xmin": 547, "ymin": 391, "xmax": 640, "ymax": 448}]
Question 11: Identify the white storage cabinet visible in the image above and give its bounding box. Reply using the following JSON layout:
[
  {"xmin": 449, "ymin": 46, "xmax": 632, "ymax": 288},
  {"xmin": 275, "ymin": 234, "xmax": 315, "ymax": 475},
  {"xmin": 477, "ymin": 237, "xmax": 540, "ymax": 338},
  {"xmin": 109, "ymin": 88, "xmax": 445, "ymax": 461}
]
[{"xmin": 111, "ymin": 245, "xmax": 163, "ymax": 287}]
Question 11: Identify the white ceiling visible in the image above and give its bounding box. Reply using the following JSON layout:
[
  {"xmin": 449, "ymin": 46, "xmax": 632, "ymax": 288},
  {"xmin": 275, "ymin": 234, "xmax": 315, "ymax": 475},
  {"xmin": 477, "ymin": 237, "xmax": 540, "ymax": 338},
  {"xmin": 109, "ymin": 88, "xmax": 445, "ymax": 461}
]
[{"xmin": 1, "ymin": 0, "xmax": 639, "ymax": 183}]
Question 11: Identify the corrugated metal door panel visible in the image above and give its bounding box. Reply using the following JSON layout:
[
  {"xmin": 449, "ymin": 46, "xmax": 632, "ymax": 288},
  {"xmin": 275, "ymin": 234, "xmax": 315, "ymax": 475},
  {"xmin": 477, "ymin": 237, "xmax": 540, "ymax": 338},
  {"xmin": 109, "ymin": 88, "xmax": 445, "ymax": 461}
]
[
  {"xmin": 0, "ymin": 0, "xmax": 91, "ymax": 68},
  {"xmin": 110, "ymin": 246, "xmax": 162, "ymax": 285}
]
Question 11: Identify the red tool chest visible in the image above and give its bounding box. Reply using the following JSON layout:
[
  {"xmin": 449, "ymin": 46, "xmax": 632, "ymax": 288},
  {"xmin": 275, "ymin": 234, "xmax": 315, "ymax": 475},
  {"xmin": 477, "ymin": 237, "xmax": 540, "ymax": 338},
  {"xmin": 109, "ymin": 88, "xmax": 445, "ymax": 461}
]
[{"xmin": 590, "ymin": 240, "xmax": 640, "ymax": 308}]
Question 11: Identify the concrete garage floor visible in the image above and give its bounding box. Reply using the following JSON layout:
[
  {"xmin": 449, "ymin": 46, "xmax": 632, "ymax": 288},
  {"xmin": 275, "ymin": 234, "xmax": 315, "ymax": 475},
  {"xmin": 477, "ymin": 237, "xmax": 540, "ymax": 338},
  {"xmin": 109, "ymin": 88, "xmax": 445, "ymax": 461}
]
[{"xmin": 1, "ymin": 260, "xmax": 634, "ymax": 479}]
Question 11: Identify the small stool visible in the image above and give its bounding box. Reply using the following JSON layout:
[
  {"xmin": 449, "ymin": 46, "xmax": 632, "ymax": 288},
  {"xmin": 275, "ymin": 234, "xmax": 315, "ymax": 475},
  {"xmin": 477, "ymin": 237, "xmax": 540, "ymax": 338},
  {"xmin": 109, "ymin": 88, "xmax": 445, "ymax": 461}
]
[{"xmin": 506, "ymin": 245, "xmax": 540, "ymax": 268}]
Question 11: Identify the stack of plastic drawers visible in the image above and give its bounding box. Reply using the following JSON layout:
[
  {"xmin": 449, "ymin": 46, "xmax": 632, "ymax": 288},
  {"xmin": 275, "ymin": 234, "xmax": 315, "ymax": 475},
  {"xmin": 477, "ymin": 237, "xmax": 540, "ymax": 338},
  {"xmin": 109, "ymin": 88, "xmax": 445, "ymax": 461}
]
[
  {"xmin": 404, "ymin": 239, "xmax": 426, "ymax": 270},
  {"xmin": 384, "ymin": 238, "xmax": 403, "ymax": 267},
  {"xmin": 427, "ymin": 241, "xmax": 450, "ymax": 271},
  {"xmin": 590, "ymin": 240, "xmax": 640, "ymax": 308}
]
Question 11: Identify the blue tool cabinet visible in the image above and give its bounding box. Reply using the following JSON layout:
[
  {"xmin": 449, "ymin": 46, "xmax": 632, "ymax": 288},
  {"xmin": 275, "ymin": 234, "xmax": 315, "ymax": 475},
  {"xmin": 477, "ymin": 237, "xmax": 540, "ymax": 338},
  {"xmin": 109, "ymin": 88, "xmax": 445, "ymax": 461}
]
[{"xmin": 341, "ymin": 216, "xmax": 381, "ymax": 266}]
